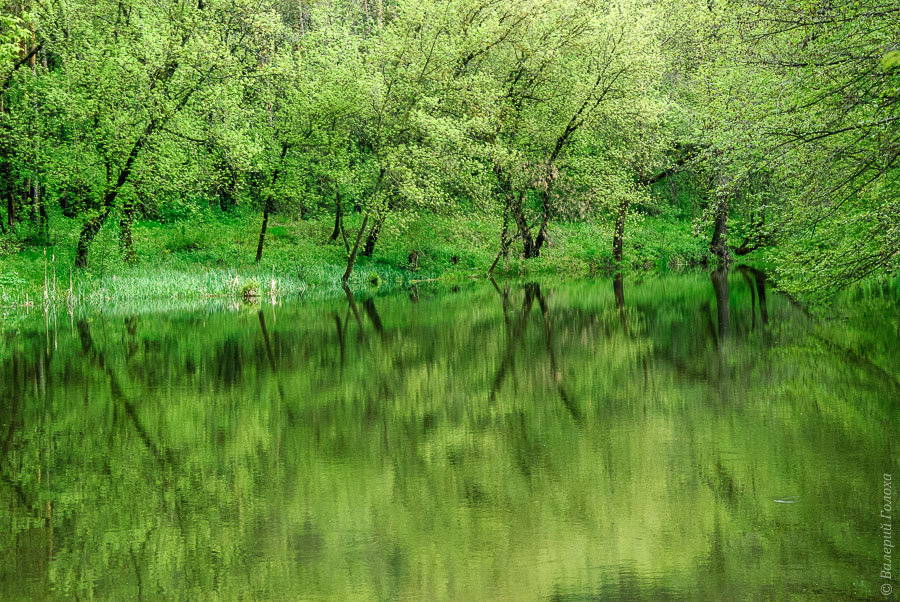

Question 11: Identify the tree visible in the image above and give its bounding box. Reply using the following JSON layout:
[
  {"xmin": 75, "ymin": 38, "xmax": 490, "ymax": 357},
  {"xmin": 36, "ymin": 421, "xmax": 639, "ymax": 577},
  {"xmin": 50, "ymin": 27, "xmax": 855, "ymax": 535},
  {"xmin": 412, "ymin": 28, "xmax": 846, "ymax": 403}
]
[
  {"xmin": 245, "ymin": 18, "xmax": 366, "ymax": 263},
  {"xmin": 27, "ymin": 0, "xmax": 283, "ymax": 267},
  {"xmin": 467, "ymin": 0, "xmax": 665, "ymax": 261},
  {"xmin": 342, "ymin": 0, "xmax": 476, "ymax": 280},
  {"xmin": 701, "ymin": 0, "xmax": 900, "ymax": 293}
]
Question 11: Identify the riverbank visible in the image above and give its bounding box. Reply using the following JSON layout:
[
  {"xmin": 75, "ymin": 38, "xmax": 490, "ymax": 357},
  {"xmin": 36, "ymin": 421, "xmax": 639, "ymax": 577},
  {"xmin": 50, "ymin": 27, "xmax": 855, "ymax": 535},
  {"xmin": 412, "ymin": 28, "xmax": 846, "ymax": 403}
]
[{"xmin": 0, "ymin": 210, "xmax": 715, "ymax": 310}]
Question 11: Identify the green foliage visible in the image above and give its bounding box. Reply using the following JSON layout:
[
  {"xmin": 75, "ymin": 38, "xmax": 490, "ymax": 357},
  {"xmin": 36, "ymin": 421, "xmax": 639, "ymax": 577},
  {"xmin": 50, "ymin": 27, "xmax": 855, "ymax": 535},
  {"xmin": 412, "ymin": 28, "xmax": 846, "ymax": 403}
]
[
  {"xmin": 0, "ymin": 13, "xmax": 29, "ymax": 67},
  {"xmin": 0, "ymin": 0, "xmax": 895, "ymax": 301},
  {"xmin": 881, "ymin": 51, "xmax": 900, "ymax": 72},
  {"xmin": 0, "ymin": 269, "xmax": 26, "ymax": 289},
  {"xmin": 0, "ymin": 209, "xmax": 713, "ymax": 310},
  {"xmin": 694, "ymin": 0, "xmax": 900, "ymax": 295}
]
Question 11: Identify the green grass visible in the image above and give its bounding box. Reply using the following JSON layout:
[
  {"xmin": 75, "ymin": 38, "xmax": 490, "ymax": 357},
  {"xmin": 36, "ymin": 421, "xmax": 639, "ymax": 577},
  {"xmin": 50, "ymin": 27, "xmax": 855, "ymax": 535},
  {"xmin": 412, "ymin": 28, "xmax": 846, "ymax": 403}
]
[{"xmin": 0, "ymin": 207, "xmax": 714, "ymax": 312}]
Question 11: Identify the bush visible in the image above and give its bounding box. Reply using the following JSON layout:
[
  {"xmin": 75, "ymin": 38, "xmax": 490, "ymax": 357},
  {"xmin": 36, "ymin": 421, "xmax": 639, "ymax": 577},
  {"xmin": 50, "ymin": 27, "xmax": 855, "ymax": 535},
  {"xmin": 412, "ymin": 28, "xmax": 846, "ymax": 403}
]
[
  {"xmin": 240, "ymin": 279, "xmax": 260, "ymax": 301},
  {"xmin": 167, "ymin": 226, "xmax": 203, "ymax": 252}
]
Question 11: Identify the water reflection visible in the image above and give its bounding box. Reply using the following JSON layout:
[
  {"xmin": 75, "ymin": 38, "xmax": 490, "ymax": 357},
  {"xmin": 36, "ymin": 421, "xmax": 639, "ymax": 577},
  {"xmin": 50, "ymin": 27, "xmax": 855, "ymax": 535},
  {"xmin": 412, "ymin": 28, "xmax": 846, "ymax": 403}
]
[
  {"xmin": 711, "ymin": 266, "xmax": 730, "ymax": 342},
  {"xmin": 0, "ymin": 273, "xmax": 897, "ymax": 599}
]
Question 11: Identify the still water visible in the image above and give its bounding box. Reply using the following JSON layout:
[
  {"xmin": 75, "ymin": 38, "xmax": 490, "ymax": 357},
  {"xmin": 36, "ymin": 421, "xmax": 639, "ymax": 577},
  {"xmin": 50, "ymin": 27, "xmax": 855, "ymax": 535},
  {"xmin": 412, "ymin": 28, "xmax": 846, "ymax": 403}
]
[{"xmin": 1, "ymin": 270, "xmax": 897, "ymax": 599}]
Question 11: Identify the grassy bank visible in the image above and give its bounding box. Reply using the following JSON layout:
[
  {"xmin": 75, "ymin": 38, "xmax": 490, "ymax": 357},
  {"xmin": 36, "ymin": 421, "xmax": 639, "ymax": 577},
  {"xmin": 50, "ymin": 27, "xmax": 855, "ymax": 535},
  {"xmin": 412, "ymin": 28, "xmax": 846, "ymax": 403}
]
[{"xmin": 0, "ymin": 208, "xmax": 714, "ymax": 310}]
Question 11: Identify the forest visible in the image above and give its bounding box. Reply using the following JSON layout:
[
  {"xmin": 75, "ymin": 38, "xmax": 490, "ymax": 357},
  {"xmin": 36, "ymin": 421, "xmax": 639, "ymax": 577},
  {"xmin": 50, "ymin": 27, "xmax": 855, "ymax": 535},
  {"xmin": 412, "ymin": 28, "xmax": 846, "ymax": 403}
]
[{"xmin": 0, "ymin": 0, "xmax": 898, "ymax": 302}]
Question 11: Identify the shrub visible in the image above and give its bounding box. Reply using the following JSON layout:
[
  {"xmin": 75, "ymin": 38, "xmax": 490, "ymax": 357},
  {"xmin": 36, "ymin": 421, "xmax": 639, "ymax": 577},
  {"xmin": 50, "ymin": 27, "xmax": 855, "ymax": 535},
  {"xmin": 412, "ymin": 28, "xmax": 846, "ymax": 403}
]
[{"xmin": 240, "ymin": 280, "xmax": 260, "ymax": 301}]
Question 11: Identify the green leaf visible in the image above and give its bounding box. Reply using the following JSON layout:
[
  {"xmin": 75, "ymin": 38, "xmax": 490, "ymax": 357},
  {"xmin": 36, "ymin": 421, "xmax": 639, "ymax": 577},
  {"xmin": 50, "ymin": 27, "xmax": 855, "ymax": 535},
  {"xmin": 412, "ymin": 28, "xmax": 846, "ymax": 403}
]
[{"xmin": 880, "ymin": 51, "xmax": 900, "ymax": 72}]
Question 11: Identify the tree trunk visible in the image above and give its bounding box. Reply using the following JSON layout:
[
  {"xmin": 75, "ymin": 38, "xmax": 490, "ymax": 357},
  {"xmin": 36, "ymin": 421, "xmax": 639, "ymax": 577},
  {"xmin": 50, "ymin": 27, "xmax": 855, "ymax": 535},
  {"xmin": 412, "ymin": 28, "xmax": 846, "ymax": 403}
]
[
  {"xmin": 343, "ymin": 168, "xmax": 383, "ymax": 282},
  {"xmin": 75, "ymin": 117, "xmax": 158, "ymax": 268},
  {"xmin": 37, "ymin": 184, "xmax": 47, "ymax": 242},
  {"xmin": 120, "ymin": 197, "xmax": 136, "ymax": 263},
  {"xmin": 488, "ymin": 236, "xmax": 512, "ymax": 277},
  {"xmin": 255, "ymin": 142, "xmax": 289, "ymax": 264},
  {"xmin": 255, "ymin": 199, "xmax": 270, "ymax": 264},
  {"xmin": 501, "ymin": 201, "xmax": 510, "ymax": 259},
  {"xmin": 361, "ymin": 215, "xmax": 384, "ymax": 257},
  {"xmin": 23, "ymin": 179, "xmax": 29, "ymax": 221},
  {"xmin": 522, "ymin": 238, "xmax": 536, "ymax": 258},
  {"xmin": 329, "ymin": 192, "xmax": 343, "ymax": 242},
  {"xmin": 74, "ymin": 37, "xmax": 214, "ymax": 268},
  {"xmin": 509, "ymin": 192, "xmax": 536, "ymax": 258},
  {"xmin": 75, "ymin": 207, "xmax": 110, "ymax": 268},
  {"xmin": 75, "ymin": 169, "xmax": 138, "ymax": 268},
  {"xmin": 533, "ymin": 191, "xmax": 551, "ymax": 256},
  {"xmin": 75, "ymin": 192, "xmax": 125, "ymax": 269},
  {"xmin": 343, "ymin": 213, "xmax": 369, "ymax": 282},
  {"xmin": 489, "ymin": 205, "xmax": 517, "ymax": 276},
  {"xmin": 710, "ymin": 196, "xmax": 730, "ymax": 265},
  {"xmin": 219, "ymin": 187, "xmax": 234, "ymax": 212},
  {"xmin": 612, "ymin": 198, "xmax": 629, "ymax": 262}
]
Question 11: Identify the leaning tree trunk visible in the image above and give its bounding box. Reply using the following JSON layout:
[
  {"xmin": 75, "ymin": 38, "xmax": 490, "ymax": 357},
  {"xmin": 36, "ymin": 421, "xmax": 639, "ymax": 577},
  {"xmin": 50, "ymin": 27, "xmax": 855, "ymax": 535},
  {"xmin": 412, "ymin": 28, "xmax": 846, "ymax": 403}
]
[
  {"xmin": 509, "ymin": 191, "xmax": 536, "ymax": 258},
  {"xmin": 75, "ymin": 206, "xmax": 111, "ymax": 268},
  {"xmin": 709, "ymin": 196, "xmax": 730, "ymax": 265},
  {"xmin": 612, "ymin": 198, "xmax": 630, "ymax": 263},
  {"xmin": 76, "ymin": 156, "xmax": 129, "ymax": 268},
  {"xmin": 255, "ymin": 198, "xmax": 271, "ymax": 264},
  {"xmin": 488, "ymin": 203, "xmax": 513, "ymax": 277},
  {"xmin": 74, "ymin": 45, "xmax": 212, "ymax": 268},
  {"xmin": 343, "ymin": 168, "xmax": 384, "ymax": 282},
  {"xmin": 361, "ymin": 215, "xmax": 385, "ymax": 258},
  {"xmin": 75, "ymin": 118, "xmax": 158, "ymax": 268},
  {"xmin": 343, "ymin": 213, "xmax": 369, "ymax": 283},
  {"xmin": 533, "ymin": 191, "xmax": 552, "ymax": 257}
]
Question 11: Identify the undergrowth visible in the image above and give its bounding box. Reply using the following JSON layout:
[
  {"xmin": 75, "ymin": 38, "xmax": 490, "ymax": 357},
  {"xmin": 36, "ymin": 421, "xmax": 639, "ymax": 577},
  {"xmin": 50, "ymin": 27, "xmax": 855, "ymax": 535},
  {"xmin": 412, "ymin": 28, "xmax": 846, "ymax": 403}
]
[{"xmin": 0, "ymin": 206, "xmax": 716, "ymax": 312}]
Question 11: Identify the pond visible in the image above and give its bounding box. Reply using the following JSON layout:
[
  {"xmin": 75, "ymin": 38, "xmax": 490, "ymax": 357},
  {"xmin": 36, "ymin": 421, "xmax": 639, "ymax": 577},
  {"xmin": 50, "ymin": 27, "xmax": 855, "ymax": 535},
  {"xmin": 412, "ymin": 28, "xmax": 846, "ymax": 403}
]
[{"xmin": 1, "ymin": 270, "xmax": 897, "ymax": 599}]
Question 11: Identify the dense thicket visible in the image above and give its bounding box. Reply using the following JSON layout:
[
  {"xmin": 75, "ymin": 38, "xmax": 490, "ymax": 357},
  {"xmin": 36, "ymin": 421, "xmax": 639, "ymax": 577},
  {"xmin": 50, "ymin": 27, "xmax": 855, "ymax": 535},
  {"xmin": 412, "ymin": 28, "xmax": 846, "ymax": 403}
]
[{"xmin": 0, "ymin": 0, "xmax": 897, "ymax": 295}]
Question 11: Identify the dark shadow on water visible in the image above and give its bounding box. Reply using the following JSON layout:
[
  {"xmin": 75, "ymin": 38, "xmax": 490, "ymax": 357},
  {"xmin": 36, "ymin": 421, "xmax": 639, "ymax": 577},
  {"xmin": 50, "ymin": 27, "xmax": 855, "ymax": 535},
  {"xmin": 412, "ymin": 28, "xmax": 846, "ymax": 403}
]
[
  {"xmin": 710, "ymin": 266, "xmax": 730, "ymax": 344},
  {"xmin": 487, "ymin": 282, "xmax": 582, "ymax": 423},
  {"xmin": 534, "ymin": 284, "xmax": 583, "ymax": 424}
]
